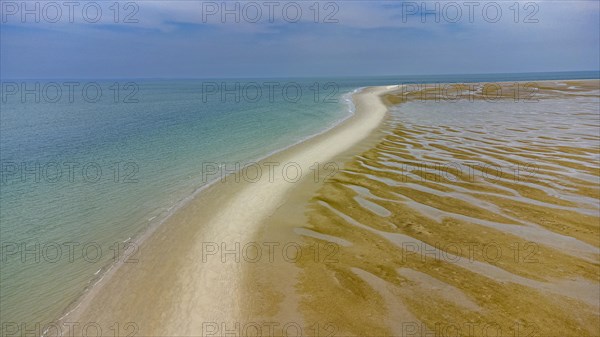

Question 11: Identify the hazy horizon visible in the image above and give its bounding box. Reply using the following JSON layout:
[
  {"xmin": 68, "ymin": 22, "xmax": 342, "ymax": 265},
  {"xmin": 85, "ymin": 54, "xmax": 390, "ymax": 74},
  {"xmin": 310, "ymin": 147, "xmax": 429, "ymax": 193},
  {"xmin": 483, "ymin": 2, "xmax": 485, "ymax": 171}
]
[{"xmin": 2, "ymin": 1, "xmax": 599, "ymax": 79}]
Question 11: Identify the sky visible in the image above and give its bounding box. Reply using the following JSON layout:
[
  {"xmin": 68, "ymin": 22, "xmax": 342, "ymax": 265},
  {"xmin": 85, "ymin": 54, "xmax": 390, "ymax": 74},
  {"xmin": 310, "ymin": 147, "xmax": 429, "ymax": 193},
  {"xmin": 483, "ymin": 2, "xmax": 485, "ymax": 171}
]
[{"xmin": 1, "ymin": 0, "xmax": 599, "ymax": 79}]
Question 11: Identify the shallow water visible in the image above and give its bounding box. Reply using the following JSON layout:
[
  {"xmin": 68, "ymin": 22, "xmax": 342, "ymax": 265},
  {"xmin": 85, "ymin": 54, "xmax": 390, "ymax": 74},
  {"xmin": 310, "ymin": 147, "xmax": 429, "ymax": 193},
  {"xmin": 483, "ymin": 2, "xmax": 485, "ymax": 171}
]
[
  {"xmin": 295, "ymin": 80, "xmax": 600, "ymax": 336},
  {"xmin": 0, "ymin": 79, "xmax": 356, "ymax": 326},
  {"xmin": 1, "ymin": 73, "xmax": 598, "ymax": 329}
]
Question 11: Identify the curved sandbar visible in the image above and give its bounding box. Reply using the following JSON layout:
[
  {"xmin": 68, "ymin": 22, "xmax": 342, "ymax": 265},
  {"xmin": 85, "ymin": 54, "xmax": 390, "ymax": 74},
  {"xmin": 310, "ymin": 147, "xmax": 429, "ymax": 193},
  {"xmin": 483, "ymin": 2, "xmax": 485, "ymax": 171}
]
[{"xmin": 60, "ymin": 86, "xmax": 395, "ymax": 336}]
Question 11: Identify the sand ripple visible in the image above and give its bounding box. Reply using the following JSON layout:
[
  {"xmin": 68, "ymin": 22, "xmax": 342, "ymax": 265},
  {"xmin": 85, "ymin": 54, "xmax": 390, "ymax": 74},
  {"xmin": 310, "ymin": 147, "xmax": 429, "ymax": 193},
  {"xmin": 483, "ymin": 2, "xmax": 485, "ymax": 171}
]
[{"xmin": 295, "ymin": 80, "xmax": 600, "ymax": 336}]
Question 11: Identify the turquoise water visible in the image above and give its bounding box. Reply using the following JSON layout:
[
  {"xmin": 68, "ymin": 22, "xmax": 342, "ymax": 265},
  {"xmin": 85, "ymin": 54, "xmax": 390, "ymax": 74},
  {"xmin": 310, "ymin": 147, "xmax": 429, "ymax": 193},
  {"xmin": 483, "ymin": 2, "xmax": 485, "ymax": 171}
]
[{"xmin": 0, "ymin": 72, "xmax": 598, "ymax": 328}]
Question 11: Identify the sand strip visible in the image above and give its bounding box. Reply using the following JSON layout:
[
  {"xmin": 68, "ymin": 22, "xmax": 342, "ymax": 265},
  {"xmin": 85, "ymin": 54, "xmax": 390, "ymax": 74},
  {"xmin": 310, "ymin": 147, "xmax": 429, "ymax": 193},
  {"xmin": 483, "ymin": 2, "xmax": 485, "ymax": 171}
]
[{"xmin": 59, "ymin": 86, "xmax": 395, "ymax": 336}]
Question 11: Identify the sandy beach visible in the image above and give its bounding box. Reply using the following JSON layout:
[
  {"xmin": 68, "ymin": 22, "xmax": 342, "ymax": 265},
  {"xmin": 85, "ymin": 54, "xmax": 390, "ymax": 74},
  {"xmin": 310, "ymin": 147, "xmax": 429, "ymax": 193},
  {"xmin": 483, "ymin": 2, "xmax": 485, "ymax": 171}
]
[
  {"xmin": 58, "ymin": 86, "xmax": 397, "ymax": 335},
  {"xmin": 56, "ymin": 80, "xmax": 599, "ymax": 337},
  {"xmin": 4, "ymin": 1, "xmax": 599, "ymax": 334}
]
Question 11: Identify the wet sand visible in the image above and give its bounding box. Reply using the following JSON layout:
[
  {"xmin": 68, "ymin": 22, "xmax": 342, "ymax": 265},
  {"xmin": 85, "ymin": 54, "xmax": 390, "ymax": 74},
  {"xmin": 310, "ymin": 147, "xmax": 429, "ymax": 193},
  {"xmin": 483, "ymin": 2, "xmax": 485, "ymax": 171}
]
[
  {"xmin": 58, "ymin": 86, "xmax": 395, "ymax": 336},
  {"xmin": 59, "ymin": 80, "xmax": 599, "ymax": 337},
  {"xmin": 245, "ymin": 80, "xmax": 600, "ymax": 336}
]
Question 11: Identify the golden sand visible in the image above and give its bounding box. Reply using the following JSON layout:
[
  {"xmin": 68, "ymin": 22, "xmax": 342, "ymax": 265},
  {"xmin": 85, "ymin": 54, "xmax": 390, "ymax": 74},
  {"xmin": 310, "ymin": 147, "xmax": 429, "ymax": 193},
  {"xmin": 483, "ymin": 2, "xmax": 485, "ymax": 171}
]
[
  {"xmin": 246, "ymin": 80, "xmax": 600, "ymax": 336},
  {"xmin": 58, "ymin": 81, "xmax": 599, "ymax": 337},
  {"xmin": 56, "ymin": 87, "xmax": 394, "ymax": 336}
]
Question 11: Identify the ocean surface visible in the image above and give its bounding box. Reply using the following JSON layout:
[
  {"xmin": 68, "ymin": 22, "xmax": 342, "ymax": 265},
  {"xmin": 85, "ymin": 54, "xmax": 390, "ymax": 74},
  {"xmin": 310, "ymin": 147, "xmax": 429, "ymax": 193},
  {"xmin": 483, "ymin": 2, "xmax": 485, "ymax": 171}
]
[{"xmin": 0, "ymin": 71, "xmax": 598, "ymax": 328}]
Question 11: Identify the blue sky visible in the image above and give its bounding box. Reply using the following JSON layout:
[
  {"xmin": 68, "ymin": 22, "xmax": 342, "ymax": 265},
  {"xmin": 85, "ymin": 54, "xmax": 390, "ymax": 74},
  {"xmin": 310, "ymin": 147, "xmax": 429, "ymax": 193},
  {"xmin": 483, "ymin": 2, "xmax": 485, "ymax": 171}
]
[{"xmin": 1, "ymin": 0, "xmax": 599, "ymax": 78}]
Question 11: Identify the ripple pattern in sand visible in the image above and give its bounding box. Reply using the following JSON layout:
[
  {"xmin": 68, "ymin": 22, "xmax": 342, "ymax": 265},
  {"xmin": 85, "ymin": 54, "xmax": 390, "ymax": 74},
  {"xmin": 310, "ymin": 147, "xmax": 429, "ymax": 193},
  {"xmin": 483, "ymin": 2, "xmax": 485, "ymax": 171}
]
[{"xmin": 296, "ymin": 81, "xmax": 600, "ymax": 336}]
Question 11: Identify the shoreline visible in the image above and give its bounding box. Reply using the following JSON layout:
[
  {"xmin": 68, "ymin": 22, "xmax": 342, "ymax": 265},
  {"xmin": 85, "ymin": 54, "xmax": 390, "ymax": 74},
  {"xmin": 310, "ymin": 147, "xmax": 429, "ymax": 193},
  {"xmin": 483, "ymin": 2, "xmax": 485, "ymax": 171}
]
[
  {"xmin": 57, "ymin": 85, "xmax": 396, "ymax": 335},
  {"xmin": 51, "ymin": 79, "xmax": 599, "ymax": 336},
  {"xmin": 43, "ymin": 86, "xmax": 363, "ymax": 329},
  {"xmin": 265, "ymin": 79, "xmax": 599, "ymax": 336}
]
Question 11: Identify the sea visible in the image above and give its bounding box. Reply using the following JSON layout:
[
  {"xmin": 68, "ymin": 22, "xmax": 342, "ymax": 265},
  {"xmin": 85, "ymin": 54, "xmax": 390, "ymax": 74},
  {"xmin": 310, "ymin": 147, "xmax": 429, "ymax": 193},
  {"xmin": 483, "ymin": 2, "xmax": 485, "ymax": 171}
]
[{"xmin": 0, "ymin": 71, "xmax": 598, "ymax": 329}]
